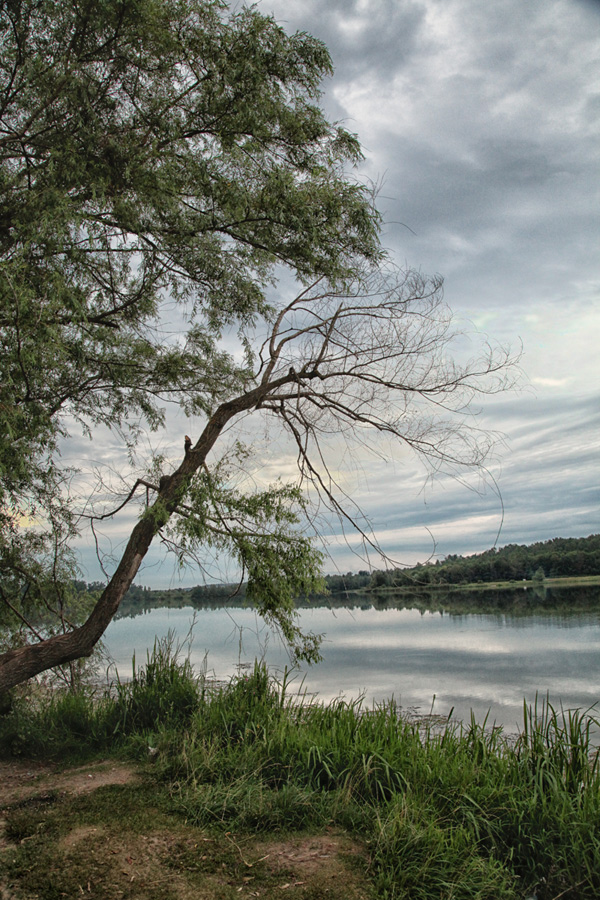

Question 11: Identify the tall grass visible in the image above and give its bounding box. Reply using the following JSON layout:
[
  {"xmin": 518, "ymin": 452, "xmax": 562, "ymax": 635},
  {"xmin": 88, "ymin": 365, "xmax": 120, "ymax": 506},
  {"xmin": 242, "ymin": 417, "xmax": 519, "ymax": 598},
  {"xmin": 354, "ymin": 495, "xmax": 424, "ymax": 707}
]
[
  {"xmin": 0, "ymin": 632, "xmax": 200, "ymax": 757},
  {"xmin": 2, "ymin": 650, "xmax": 599, "ymax": 899},
  {"xmin": 158, "ymin": 666, "xmax": 600, "ymax": 899}
]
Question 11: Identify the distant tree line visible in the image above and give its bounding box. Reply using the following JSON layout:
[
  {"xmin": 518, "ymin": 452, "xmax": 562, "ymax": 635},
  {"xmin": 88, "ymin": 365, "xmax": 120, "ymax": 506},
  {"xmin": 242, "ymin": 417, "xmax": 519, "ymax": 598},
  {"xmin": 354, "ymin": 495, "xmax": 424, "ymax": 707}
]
[
  {"xmin": 72, "ymin": 535, "xmax": 599, "ymax": 619},
  {"xmin": 369, "ymin": 534, "xmax": 600, "ymax": 588},
  {"xmin": 320, "ymin": 571, "xmax": 372, "ymax": 593}
]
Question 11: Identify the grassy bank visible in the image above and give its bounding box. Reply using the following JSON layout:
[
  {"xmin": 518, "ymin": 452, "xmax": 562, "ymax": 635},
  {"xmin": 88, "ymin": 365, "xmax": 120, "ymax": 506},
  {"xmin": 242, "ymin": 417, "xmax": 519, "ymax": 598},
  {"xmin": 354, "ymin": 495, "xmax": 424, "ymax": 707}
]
[
  {"xmin": 2, "ymin": 644, "xmax": 600, "ymax": 899},
  {"xmin": 365, "ymin": 574, "xmax": 600, "ymax": 594}
]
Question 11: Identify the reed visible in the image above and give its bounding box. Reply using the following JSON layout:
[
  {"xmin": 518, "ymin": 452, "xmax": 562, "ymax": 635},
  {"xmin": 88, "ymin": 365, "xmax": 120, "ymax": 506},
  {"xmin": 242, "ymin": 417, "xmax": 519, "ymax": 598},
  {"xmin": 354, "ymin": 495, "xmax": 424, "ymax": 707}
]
[
  {"xmin": 2, "ymin": 651, "xmax": 599, "ymax": 899},
  {"xmin": 160, "ymin": 666, "xmax": 600, "ymax": 899},
  {"xmin": 0, "ymin": 632, "xmax": 200, "ymax": 757}
]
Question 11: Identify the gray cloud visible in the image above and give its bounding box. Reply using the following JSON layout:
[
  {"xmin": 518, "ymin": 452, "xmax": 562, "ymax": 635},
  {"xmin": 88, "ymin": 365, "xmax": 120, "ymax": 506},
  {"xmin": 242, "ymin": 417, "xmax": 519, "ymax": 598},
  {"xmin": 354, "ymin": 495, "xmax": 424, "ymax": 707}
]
[
  {"xmin": 264, "ymin": 0, "xmax": 426, "ymax": 81},
  {"xmin": 75, "ymin": 0, "xmax": 599, "ymax": 585}
]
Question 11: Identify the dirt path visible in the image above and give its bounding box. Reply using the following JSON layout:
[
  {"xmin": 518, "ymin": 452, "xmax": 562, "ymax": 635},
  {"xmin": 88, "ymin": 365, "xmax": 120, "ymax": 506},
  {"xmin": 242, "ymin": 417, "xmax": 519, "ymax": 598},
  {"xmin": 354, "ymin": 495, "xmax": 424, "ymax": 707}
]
[
  {"xmin": 0, "ymin": 758, "xmax": 373, "ymax": 899},
  {"xmin": 0, "ymin": 758, "xmax": 140, "ymax": 806}
]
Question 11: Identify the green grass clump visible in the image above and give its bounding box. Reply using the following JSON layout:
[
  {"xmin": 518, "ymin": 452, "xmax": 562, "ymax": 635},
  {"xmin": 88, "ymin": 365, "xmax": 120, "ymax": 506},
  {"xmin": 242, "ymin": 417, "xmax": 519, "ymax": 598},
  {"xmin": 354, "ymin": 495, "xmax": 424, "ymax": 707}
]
[
  {"xmin": 157, "ymin": 666, "xmax": 600, "ymax": 899},
  {"xmin": 104, "ymin": 636, "xmax": 199, "ymax": 738},
  {"xmin": 2, "ymin": 651, "xmax": 600, "ymax": 899},
  {"xmin": 0, "ymin": 633, "xmax": 200, "ymax": 758}
]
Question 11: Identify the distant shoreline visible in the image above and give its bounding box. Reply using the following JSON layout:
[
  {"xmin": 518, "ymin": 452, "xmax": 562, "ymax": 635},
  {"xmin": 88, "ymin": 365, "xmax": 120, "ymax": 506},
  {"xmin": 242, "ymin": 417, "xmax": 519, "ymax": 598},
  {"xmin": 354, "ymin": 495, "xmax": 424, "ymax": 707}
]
[
  {"xmin": 361, "ymin": 574, "xmax": 600, "ymax": 595},
  {"xmin": 111, "ymin": 574, "xmax": 600, "ymax": 620}
]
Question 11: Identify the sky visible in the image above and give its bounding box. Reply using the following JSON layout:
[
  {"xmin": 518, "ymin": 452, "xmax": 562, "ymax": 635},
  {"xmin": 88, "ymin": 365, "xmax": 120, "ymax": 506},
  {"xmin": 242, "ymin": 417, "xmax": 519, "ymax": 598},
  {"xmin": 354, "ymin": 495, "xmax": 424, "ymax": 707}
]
[{"xmin": 77, "ymin": 0, "xmax": 599, "ymax": 585}]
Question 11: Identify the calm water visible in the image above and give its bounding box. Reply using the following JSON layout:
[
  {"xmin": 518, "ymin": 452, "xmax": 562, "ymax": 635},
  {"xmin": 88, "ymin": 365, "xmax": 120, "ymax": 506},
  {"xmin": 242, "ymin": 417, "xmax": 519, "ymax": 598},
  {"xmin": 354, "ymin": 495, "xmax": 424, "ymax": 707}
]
[{"xmin": 104, "ymin": 587, "xmax": 600, "ymax": 733}]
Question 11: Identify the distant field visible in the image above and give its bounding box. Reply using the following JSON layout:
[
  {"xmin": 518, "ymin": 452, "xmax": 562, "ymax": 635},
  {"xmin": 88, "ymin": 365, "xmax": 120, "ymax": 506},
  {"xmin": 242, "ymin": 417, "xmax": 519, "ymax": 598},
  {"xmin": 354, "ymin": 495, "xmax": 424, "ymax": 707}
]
[
  {"xmin": 367, "ymin": 574, "xmax": 600, "ymax": 594},
  {"xmin": 455, "ymin": 575, "xmax": 600, "ymax": 591}
]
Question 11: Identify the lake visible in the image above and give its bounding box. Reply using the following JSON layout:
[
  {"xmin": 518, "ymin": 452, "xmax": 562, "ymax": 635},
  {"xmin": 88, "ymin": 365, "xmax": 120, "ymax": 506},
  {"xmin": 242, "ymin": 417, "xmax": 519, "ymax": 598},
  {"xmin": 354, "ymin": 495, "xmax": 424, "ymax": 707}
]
[{"xmin": 104, "ymin": 585, "xmax": 600, "ymax": 734}]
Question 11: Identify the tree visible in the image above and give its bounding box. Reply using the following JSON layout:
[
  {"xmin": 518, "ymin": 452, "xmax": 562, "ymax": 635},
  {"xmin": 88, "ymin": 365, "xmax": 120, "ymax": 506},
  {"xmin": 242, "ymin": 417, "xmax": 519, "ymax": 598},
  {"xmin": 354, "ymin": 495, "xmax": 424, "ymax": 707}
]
[{"xmin": 0, "ymin": 0, "xmax": 515, "ymax": 696}]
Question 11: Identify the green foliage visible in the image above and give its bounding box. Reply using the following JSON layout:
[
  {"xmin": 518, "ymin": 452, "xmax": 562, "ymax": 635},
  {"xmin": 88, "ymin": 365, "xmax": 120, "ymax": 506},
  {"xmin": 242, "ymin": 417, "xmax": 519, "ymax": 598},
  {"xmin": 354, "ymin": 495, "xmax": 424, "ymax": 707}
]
[
  {"xmin": 0, "ymin": 0, "xmax": 379, "ymax": 461},
  {"xmin": 0, "ymin": 0, "xmax": 378, "ymax": 662},
  {"xmin": 0, "ymin": 0, "xmax": 516, "ymax": 693},
  {"xmin": 146, "ymin": 664, "xmax": 600, "ymax": 897},
  {"xmin": 105, "ymin": 635, "xmax": 200, "ymax": 738},
  {"xmin": 0, "ymin": 686, "xmax": 105, "ymax": 759},
  {"xmin": 172, "ymin": 462, "xmax": 326, "ymax": 661},
  {"xmin": 371, "ymin": 533, "xmax": 600, "ymax": 588},
  {"xmin": 156, "ymin": 669, "xmax": 600, "ymax": 898}
]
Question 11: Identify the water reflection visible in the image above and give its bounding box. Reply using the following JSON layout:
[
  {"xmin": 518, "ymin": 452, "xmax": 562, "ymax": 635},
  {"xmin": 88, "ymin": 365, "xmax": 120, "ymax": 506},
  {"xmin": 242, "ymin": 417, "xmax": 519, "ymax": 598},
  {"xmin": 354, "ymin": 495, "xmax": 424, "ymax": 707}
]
[{"xmin": 104, "ymin": 586, "xmax": 600, "ymax": 733}]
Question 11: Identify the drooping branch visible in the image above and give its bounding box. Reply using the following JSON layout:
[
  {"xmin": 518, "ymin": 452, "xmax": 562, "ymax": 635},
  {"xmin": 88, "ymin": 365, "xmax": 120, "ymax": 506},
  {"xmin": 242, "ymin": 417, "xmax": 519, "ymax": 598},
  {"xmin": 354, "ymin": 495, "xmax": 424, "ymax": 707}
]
[
  {"xmin": 1, "ymin": 1, "xmax": 519, "ymax": 695},
  {"xmin": 0, "ymin": 366, "xmax": 311, "ymax": 693},
  {"xmin": 0, "ymin": 267, "xmax": 516, "ymax": 694}
]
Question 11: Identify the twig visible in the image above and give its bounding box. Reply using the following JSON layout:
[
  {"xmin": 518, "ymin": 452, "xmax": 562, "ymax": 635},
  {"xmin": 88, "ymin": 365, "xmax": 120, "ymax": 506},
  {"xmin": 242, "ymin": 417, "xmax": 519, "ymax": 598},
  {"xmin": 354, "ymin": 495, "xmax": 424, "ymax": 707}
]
[{"xmin": 224, "ymin": 832, "xmax": 269, "ymax": 868}]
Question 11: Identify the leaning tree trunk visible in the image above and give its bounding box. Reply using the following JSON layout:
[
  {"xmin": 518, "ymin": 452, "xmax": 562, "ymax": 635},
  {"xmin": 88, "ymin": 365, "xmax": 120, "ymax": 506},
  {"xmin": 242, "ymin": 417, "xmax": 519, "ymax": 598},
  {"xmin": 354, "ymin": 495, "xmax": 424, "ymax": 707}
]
[
  {"xmin": 0, "ymin": 513, "xmax": 158, "ymax": 695},
  {"xmin": 0, "ymin": 379, "xmax": 287, "ymax": 696}
]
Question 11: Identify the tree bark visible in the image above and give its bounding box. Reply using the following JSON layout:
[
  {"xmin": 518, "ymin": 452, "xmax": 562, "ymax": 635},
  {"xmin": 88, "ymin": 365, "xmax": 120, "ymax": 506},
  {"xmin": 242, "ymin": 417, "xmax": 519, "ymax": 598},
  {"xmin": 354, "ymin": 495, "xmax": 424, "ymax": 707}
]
[
  {"xmin": 0, "ymin": 513, "xmax": 157, "ymax": 695},
  {"xmin": 0, "ymin": 378, "xmax": 290, "ymax": 696}
]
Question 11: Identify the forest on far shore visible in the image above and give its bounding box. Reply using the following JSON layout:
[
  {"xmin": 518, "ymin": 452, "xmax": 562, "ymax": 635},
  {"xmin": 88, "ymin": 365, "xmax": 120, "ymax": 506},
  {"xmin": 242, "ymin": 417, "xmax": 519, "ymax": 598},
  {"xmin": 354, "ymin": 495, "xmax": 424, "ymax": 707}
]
[
  {"xmin": 75, "ymin": 534, "xmax": 600, "ymax": 612},
  {"xmin": 364, "ymin": 533, "xmax": 600, "ymax": 590}
]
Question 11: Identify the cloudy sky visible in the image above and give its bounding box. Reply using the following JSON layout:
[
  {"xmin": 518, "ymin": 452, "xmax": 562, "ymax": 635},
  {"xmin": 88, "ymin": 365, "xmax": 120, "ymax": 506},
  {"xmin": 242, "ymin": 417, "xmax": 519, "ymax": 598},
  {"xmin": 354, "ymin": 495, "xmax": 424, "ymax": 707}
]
[
  {"xmin": 78, "ymin": 0, "xmax": 599, "ymax": 584},
  {"xmin": 255, "ymin": 0, "xmax": 600, "ymax": 568}
]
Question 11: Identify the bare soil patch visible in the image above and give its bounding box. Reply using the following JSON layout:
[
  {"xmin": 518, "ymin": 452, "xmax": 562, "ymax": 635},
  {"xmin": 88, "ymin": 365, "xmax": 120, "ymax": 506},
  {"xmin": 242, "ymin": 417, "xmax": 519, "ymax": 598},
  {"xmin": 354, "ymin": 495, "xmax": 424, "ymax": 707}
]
[
  {"xmin": 259, "ymin": 832, "xmax": 365, "ymax": 878},
  {"xmin": 253, "ymin": 832, "xmax": 371, "ymax": 897},
  {"xmin": 0, "ymin": 758, "xmax": 140, "ymax": 855},
  {"xmin": 0, "ymin": 758, "xmax": 139, "ymax": 806},
  {"xmin": 0, "ymin": 760, "xmax": 374, "ymax": 899}
]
